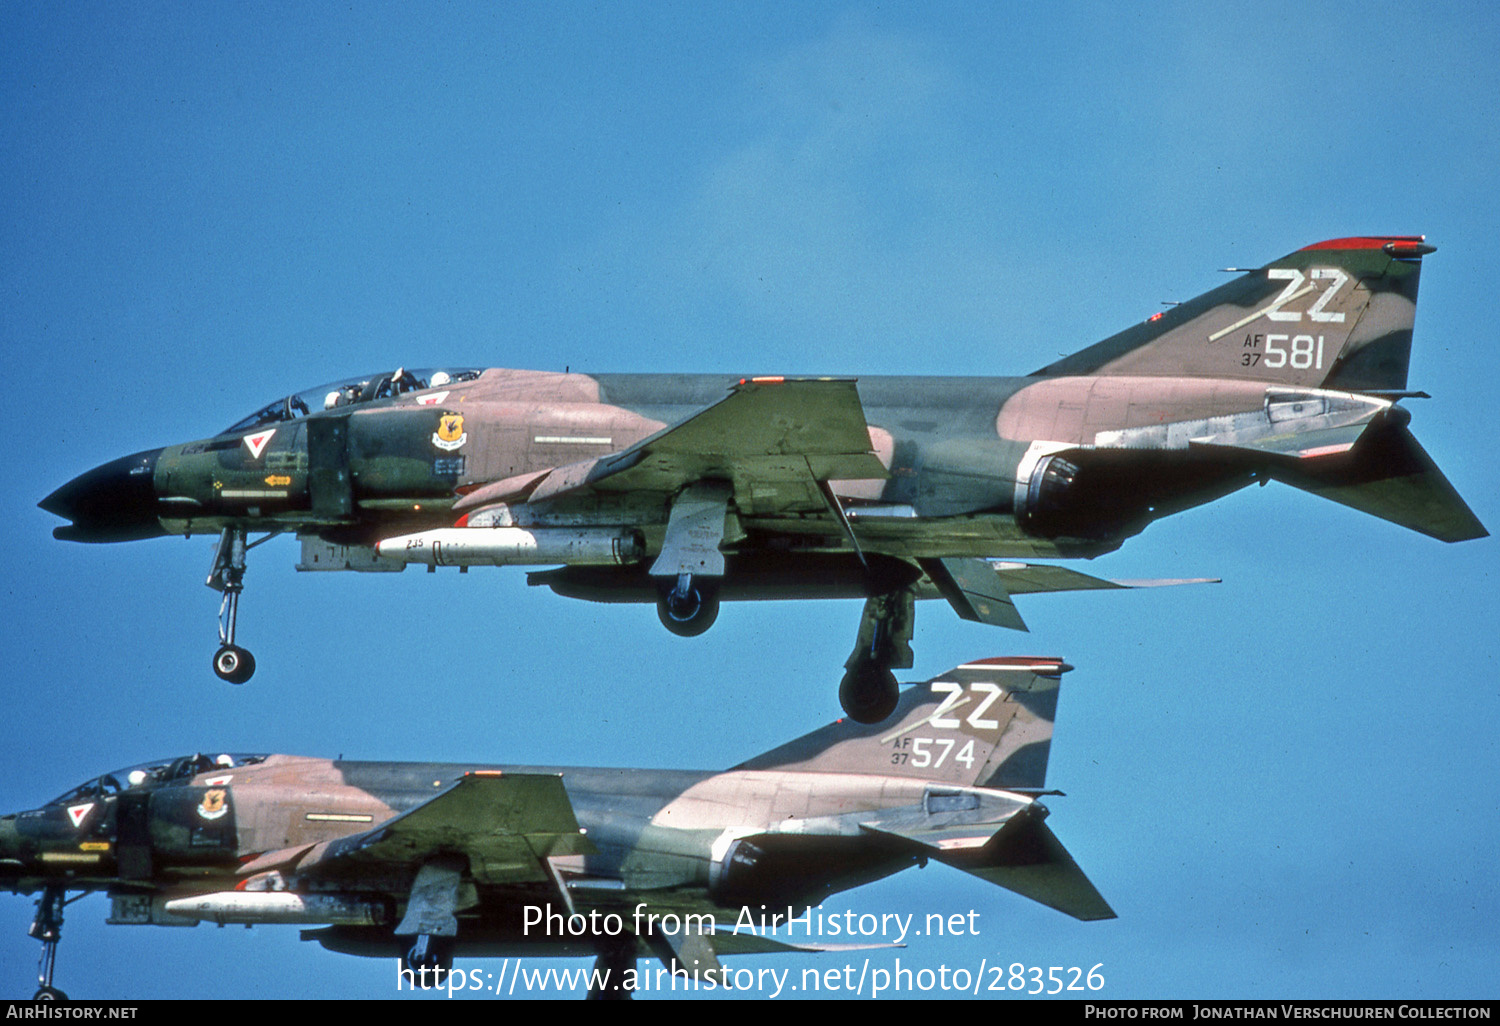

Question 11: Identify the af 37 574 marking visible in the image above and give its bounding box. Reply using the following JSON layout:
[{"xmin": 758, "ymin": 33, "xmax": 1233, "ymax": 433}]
[
  {"xmin": 885, "ymin": 680, "xmax": 1007, "ymax": 767},
  {"xmin": 889, "ymin": 735, "xmax": 978, "ymax": 769}
]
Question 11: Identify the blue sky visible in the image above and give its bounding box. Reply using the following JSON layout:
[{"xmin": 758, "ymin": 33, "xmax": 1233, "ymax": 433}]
[{"xmin": 2, "ymin": 2, "xmax": 1496, "ymax": 1000}]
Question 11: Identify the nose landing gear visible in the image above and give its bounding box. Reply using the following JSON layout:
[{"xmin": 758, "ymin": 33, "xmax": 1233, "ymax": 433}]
[
  {"xmin": 29, "ymin": 886, "xmax": 68, "ymax": 1001},
  {"xmin": 207, "ymin": 528, "xmax": 279, "ymax": 684}
]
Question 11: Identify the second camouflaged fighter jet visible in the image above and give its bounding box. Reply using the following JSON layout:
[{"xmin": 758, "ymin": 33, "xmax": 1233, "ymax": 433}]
[
  {"xmin": 40, "ymin": 236, "xmax": 1485, "ymax": 719},
  {"xmin": 1, "ymin": 658, "xmax": 1109, "ymax": 1000}
]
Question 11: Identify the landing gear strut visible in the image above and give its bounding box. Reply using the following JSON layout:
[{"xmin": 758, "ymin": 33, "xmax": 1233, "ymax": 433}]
[
  {"xmin": 395, "ymin": 858, "xmax": 462, "ymax": 988},
  {"xmin": 587, "ymin": 935, "xmax": 638, "ymax": 1000},
  {"xmin": 650, "ymin": 481, "xmax": 730, "ymax": 638},
  {"xmin": 840, "ymin": 588, "xmax": 915, "ymax": 723},
  {"xmin": 656, "ymin": 574, "xmax": 720, "ymax": 637},
  {"xmin": 207, "ymin": 528, "xmax": 278, "ymax": 683},
  {"xmin": 29, "ymin": 886, "xmax": 67, "ymax": 1001}
]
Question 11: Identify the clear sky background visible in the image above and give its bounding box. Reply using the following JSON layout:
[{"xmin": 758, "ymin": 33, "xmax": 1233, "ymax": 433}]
[{"xmin": 2, "ymin": 1, "xmax": 1496, "ymax": 1001}]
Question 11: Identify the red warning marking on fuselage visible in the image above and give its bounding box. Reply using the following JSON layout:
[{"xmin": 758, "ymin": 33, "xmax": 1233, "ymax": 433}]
[
  {"xmin": 67, "ymin": 803, "xmax": 94, "ymax": 828},
  {"xmin": 243, "ymin": 429, "xmax": 277, "ymax": 459}
]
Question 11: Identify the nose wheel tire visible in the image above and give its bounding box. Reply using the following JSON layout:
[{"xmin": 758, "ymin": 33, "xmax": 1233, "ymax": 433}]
[
  {"xmin": 839, "ymin": 662, "xmax": 900, "ymax": 724},
  {"xmin": 213, "ymin": 645, "xmax": 256, "ymax": 684},
  {"xmin": 33, "ymin": 987, "xmax": 66, "ymax": 1001}
]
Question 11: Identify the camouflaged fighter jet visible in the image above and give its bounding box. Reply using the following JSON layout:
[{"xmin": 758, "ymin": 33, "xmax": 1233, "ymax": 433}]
[
  {"xmin": 2, "ymin": 658, "xmax": 1109, "ymax": 1000},
  {"xmin": 39, "ymin": 236, "xmax": 1485, "ymax": 720}
]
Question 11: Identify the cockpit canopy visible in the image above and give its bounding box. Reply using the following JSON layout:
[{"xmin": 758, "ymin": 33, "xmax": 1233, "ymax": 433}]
[
  {"xmin": 46, "ymin": 753, "xmax": 267, "ymax": 806},
  {"xmin": 222, "ymin": 367, "xmax": 482, "ymax": 434}
]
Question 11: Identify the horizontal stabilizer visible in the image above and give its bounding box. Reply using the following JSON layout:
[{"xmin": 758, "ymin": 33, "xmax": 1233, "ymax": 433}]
[
  {"xmin": 1269, "ymin": 424, "xmax": 1487, "ymax": 542},
  {"xmin": 942, "ymin": 807, "xmax": 1115, "ymax": 921},
  {"xmin": 305, "ymin": 773, "xmax": 595, "ymax": 884}
]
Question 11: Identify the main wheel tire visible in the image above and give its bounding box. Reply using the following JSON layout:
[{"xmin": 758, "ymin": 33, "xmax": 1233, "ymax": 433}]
[
  {"xmin": 656, "ymin": 582, "xmax": 720, "ymax": 637},
  {"xmin": 213, "ymin": 645, "xmax": 256, "ymax": 684},
  {"xmin": 402, "ymin": 937, "xmax": 454, "ymax": 986},
  {"xmin": 34, "ymin": 986, "xmax": 66, "ymax": 1001},
  {"xmin": 839, "ymin": 662, "xmax": 900, "ymax": 723}
]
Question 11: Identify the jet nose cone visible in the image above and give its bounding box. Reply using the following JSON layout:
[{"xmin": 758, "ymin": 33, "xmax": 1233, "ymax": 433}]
[{"xmin": 41, "ymin": 447, "xmax": 168, "ymax": 542}]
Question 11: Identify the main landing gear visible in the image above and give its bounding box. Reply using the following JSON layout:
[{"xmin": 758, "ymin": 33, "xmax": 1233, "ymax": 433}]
[
  {"xmin": 401, "ymin": 934, "xmax": 455, "ymax": 984},
  {"xmin": 651, "ymin": 482, "xmax": 730, "ymax": 638},
  {"xmin": 207, "ymin": 527, "xmax": 278, "ymax": 684},
  {"xmin": 587, "ymin": 935, "xmax": 638, "ymax": 1000},
  {"xmin": 656, "ymin": 574, "xmax": 720, "ymax": 637},
  {"xmin": 839, "ymin": 588, "xmax": 915, "ymax": 724},
  {"xmin": 29, "ymin": 886, "xmax": 68, "ymax": 1001},
  {"xmin": 395, "ymin": 858, "xmax": 462, "ymax": 988}
]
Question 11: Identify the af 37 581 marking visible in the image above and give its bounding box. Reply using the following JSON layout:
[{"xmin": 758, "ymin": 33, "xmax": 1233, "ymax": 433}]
[{"xmin": 1240, "ymin": 333, "xmax": 1327, "ymax": 370}]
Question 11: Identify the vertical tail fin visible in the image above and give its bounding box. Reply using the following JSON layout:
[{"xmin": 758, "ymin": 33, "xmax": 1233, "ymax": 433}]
[
  {"xmin": 736, "ymin": 657, "xmax": 1069, "ymax": 790},
  {"xmin": 1034, "ymin": 236, "xmax": 1433, "ymax": 391}
]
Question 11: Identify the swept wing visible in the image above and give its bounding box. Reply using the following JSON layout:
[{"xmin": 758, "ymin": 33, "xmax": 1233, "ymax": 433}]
[
  {"xmin": 261, "ymin": 773, "xmax": 596, "ymax": 886},
  {"xmin": 455, "ymin": 377, "xmax": 887, "ymax": 516}
]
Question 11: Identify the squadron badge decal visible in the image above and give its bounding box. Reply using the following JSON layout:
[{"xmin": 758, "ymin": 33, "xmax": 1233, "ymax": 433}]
[
  {"xmin": 197, "ymin": 789, "xmax": 228, "ymax": 821},
  {"xmin": 432, "ymin": 414, "xmax": 467, "ymax": 451}
]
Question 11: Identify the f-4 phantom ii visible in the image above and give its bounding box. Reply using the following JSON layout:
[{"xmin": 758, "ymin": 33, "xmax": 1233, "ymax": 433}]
[
  {"xmin": 40, "ymin": 236, "xmax": 1485, "ymax": 720},
  {"xmin": 2, "ymin": 658, "xmax": 1110, "ymax": 1000}
]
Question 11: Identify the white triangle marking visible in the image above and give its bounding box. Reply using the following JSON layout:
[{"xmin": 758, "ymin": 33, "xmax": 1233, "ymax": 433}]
[
  {"xmin": 244, "ymin": 428, "xmax": 277, "ymax": 459},
  {"xmin": 67, "ymin": 803, "xmax": 94, "ymax": 828}
]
